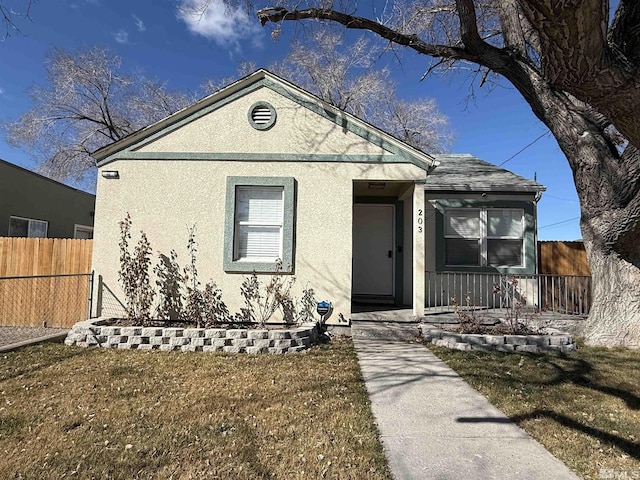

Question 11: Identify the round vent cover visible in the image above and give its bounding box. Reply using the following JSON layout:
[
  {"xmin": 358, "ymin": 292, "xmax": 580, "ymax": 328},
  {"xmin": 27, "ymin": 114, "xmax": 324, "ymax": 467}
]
[{"xmin": 248, "ymin": 102, "xmax": 277, "ymax": 130}]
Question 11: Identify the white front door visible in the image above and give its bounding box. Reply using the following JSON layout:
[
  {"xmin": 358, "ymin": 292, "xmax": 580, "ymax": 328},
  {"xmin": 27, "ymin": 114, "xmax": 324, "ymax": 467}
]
[{"xmin": 352, "ymin": 204, "xmax": 395, "ymax": 297}]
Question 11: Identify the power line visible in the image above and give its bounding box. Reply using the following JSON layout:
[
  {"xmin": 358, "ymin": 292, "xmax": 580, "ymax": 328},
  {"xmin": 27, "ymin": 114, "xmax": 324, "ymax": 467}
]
[
  {"xmin": 498, "ymin": 131, "xmax": 551, "ymax": 167},
  {"xmin": 539, "ymin": 217, "xmax": 580, "ymax": 230},
  {"xmin": 543, "ymin": 194, "xmax": 578, "ymax": 203}
]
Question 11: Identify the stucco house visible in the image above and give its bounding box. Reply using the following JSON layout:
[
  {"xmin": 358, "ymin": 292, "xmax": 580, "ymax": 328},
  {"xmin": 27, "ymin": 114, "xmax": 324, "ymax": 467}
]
[
  {"xmin": 0, "ymin": 159, "xmax": 95, "ymax": 239},
  {"xmin": 90, "ymin": 69, "xmax": 545, "ymax": 323}
]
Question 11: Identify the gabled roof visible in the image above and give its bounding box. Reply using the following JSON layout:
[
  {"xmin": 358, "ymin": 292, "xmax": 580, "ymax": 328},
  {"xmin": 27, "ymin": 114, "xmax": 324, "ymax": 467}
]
[
  {"xmin": 425, "ymin": 154, "xmax": 545, "ymax": 193},
  {"xmin": 93, "ymin": 69, "xmax": 438, "ymax": 173},
  {"xmin": 0, "ymin": 158, "xmax": 95, "ymax": 198}
]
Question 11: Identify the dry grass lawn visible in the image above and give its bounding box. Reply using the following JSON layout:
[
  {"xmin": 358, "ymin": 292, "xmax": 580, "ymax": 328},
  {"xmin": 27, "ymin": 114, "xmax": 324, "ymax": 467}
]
[
  {"xmin": 0, "ymin": 339, "xmax": 390, "ymax": 479},
  {"xmin": 430, "ymin": 341, "xmax": 640, "ymax": 480}
]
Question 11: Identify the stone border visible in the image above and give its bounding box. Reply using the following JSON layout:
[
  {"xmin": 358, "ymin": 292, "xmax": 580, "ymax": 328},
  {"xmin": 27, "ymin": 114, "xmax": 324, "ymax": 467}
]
[
  {"xmin": 420, "ymin": 324, "xmax": 576, "ymax": 353},
  {"xmin": 65, "ymin": 318, "xmax": 319, "ymax": 354}
]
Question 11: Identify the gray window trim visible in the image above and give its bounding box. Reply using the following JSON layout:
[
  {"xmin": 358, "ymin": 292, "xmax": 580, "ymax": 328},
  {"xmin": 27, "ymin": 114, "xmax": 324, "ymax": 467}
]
[
  {"xmin": 434, "ymin": 199, "xmax": 536, "ymax": 274},
  {"xmin": 443, "ymin": 207, "xmax": 525, "ymax": 268},
  {"xmin": 224, "ymin": 176, "xmax": 295, "ymax": 274},
  {"xmin": 247, "ymin": 101, "xmax": 277, "ymax": 130}
]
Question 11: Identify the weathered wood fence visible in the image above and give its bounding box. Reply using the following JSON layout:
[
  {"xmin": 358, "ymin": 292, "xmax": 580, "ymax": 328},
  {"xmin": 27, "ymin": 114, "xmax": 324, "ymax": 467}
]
[
  {"xmin": 538, "ymin": 241, "xmax": 590, "ymax": 276},
  {"xmin": 0, "ymin": 238, "xmax": 93, "ymax": 327}
]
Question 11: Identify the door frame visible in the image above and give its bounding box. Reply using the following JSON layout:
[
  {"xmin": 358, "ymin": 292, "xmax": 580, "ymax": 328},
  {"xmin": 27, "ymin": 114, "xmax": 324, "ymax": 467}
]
[{"xmin": 353, "ymin": 197, "xmax": 404, "ymax": 305}]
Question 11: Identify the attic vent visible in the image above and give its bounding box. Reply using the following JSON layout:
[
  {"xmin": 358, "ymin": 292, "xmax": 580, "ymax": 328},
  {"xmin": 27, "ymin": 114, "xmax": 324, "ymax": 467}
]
[
  {"xmin": 252, "ymin": 106, "xmax": 271, "ymax": 124},
  {"xmin": 248, "ymin": 102, "xmax": 277, "ymax": 130}
]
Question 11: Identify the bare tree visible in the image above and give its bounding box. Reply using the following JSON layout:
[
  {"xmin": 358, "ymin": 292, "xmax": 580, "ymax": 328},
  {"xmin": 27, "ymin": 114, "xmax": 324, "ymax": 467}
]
[
  {"xmin": 183, "ymin": 0, "xmax": 640, "ymax": 347},
  {"xmin": 271, "ymin": 30, "xmax": 453, "ymax": 152},
  {"xmin": 201, "ymin": 61, "xmax": 257, "ymax": 93},
  {"xmin": 203, "ymin": 31, "xmax": 453, "ymax": 152},
  {"xmin": 1, "ymin": 0, "xmax": 33, "ymax": 40},
  {"xmin": 2, "ymin": 47, "xmax": 195, "ymax": 185}
]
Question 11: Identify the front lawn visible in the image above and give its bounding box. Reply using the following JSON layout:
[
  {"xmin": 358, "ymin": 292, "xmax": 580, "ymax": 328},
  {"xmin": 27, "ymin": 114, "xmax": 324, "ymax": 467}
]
[
  {"xmin": 0, "ymin": 339, "xmax": 389, "ymax": 479},
  {"xmin": 430, "ymin": 342, "xmax": 640, "ymax": 480}
]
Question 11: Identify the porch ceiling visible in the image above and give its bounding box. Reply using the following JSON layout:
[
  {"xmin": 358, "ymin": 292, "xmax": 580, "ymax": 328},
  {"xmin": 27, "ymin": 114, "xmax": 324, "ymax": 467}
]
[{"xmin": 353, "ymin": 180, "xmax": 413, "ymax": 197}]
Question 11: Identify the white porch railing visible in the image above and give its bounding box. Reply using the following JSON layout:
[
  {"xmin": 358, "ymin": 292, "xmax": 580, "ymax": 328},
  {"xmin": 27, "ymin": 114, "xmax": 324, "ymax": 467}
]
[{"xmin": 425, "ymin": 271, "xmax": 592, "ymax": 316}]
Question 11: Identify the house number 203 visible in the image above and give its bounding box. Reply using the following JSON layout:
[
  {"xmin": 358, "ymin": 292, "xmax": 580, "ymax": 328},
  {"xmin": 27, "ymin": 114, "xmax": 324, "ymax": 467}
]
[{"xmin": 417, "ymin": 209, "xmax": 423, "ymax": 233}]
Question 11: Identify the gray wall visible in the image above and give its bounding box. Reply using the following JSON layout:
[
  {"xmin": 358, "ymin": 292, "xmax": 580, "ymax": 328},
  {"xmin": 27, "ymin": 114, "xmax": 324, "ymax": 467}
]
[{"xmin": 0, "ymin": 160, "xmax": 95, "ymax": 238}]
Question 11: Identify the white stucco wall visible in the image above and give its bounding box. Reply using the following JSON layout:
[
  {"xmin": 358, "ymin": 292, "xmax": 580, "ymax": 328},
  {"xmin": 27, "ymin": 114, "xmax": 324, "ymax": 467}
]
[
  {"xmin": 93, "ymin": 160, "xmax": 425, "ymax": 323},
  {"xmin": 134, "ymin": 87, "xmax": 394, "ymax": 157}
]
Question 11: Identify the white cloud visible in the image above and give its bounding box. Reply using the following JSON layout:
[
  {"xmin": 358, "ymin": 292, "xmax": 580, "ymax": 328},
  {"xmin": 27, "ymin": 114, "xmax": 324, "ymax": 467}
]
[
  {"xmin": 133, "ymin": 15, "xmax": 146, "ymax": 32},
  {"xmin": 113, "ymin": 29, "xmax": 129, "ymax": 44},
  {"xmin": 176, "ymin": 0, "xmax": 262, "ymax": 50},
  {"xmin": 70, "ymin": 0, "xmax": 100, "ymax": 9},
  {"xmin": 0, "ymin": 86, "xmax": 5, "ymax": 95}
]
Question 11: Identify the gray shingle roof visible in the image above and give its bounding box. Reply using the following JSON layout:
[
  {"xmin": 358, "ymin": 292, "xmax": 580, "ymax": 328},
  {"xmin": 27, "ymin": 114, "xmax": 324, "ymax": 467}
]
[{"xmin": 425, "ymin": 154, "xmax": 545, "ymax": 193}]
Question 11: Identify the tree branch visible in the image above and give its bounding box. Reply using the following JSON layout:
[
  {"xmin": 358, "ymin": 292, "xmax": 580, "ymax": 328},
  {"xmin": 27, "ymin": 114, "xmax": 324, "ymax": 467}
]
[
  {"xmin": 455, "ymin": 0, "xmax": 484, "ymax": 50},
  {"xmin": 496, "ymin": 0, "xmax": 528, "ymax": 55},
  {"xmin": 517, "ymin": 0, "xmax": 608, "ymax": 84},
  {"xmin": 609, "ymin": 0, "xmax": 640, "ymax": 63},
  {"xmin": 515, "ymin": 0, "xmax": 640, "ymax": 151},
  {"xmin": 257, "ymin": 7, "xmax": 474, "ymax": 62}
]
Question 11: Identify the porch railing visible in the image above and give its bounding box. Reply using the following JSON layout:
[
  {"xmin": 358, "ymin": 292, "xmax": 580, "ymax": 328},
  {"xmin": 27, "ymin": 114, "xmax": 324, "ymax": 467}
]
[{"xmin": 425, "ymin": 271, "xmax": 592, "ymax": 316}]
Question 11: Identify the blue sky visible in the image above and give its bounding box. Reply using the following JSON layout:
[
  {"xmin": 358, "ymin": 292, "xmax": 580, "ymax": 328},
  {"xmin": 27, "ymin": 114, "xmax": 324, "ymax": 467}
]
[{"xmin": 0, "ymin": 0, "xmax": 581, "ymax": 240}]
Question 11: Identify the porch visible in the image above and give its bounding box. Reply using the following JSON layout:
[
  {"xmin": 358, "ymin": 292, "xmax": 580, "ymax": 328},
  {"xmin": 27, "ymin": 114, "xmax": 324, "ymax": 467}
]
[{"xmin": 351, "ymin": 271, "xmax": 591, "ymax": 336}]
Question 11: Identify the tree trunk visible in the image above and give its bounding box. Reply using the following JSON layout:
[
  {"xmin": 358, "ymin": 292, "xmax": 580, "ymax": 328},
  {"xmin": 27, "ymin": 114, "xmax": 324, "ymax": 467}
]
[
  {"xmin": 499, "ymin": 61, "xmax": 640, "ymax": 348},
  {"xmin": 582, "ymin": 231, "xmax": 640, "ymax": 347}
]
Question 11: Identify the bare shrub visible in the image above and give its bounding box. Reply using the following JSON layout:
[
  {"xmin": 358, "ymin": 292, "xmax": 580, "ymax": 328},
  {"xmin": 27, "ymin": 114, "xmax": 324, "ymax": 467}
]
[
  {"xmin": 237, "ymin": 260, "xmax": 315, "ymax": 327},
  {"xmin": 154, "ymin": 250, "xmax": 184, "ymax": 321},
  {"xmin": 118, "ymin": 213, "xmax": 155, "ymax": 325}
]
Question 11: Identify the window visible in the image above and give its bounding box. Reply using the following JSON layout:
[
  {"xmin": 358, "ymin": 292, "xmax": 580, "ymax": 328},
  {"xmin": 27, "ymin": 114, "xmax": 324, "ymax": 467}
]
[
  {"xmin": 8, "ymin": 216, "xmax": 48, "ymax": 238},
  {"xmin": 74, "ymin": 225, "xmax": 94, "ymax": 239},
  {"xmin": 234, "ymin": 186, "xmax": 283, "ymax": 261},
  {"xmin": 487, "ymin": 209, "xmax": 523, "ymax": 266},
  {"xmin": 444, "ymin": 209, "xmax": 480, "ymax": 266},
  {"xmin": 444, "ymin": 208, "xmax": 524, "ymax": 267},
  {"xmin": 224, "ymin": 177, "xmax": 295, "ymax": 273}
]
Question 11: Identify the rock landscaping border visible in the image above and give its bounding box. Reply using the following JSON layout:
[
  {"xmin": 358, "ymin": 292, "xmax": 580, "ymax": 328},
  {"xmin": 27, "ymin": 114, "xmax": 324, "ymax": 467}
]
[
  {"xmin": 420, "ymin": 324, "xmax": 576, "ymax": 353},
  {"xmin": 65, "ymin": 318, "xmax": 319, "ymax": 354}
]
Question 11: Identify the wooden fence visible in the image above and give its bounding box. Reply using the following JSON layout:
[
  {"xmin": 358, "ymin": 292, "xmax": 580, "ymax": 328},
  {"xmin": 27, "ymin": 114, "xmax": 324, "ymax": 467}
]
[
  {"xmin": 0, "ymin": 238, "xmax": 93, "ymax": 327},
  {"xmin": 538, "ymin": 241, "xmax": 591, "ymax": 276},
  {"xmin": 0, "ymin": 237, "xmax": 93, "ymax": 277}
]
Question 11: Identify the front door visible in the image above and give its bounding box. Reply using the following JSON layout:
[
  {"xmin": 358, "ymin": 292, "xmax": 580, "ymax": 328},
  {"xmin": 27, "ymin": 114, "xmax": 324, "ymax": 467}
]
[{"xmin": 352, "ymin": 204, "xmax": 395, "ymax": 297}]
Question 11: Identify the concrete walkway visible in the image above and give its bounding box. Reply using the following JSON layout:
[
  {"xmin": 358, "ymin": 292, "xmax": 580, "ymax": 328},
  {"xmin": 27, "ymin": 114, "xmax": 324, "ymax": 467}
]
[
  {"xmin": 0, "ymin": 326, "xmax": 69, "ymax": 353},
  {"xmin": 351, "ymin": 322, "xmax": 579, "ymax": 480}
]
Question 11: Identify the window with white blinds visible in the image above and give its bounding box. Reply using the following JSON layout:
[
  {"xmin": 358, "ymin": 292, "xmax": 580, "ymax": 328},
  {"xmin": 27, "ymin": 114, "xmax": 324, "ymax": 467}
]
[
  {"xmin": 444, "ymin": 209, "xmax": 481, "ymax": 266},
  {"xmin": 234, "ymin": 186, "xmax": 284, "ymax": 261},
  {"xmin": 224, "ymin": 176, "xmax": 295, "ymax": 274},
  {"xmin": 444, "ymin": 208, "xmax": 524, "ymax": 267},
  {"xmin": 487, "ymin": 209, "xmax": 523, "ymax": 266}
]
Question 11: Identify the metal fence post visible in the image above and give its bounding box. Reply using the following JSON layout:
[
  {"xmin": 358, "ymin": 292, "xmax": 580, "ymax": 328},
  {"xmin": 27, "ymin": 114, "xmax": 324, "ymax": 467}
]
[
  {"xmin": 88, "ymin": 271, "xmax": 94, "ymax": 319},
  {"xmin": 96, "ymin": 274, "xmax": 103, "ymax": 318}
]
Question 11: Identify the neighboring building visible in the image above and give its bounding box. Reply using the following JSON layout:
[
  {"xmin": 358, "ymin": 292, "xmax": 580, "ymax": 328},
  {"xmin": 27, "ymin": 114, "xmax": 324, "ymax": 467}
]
[
  {"xmin": 90, "ymin": 69, "xmax": 545, "ymax": 323},
  {"xmin": 0, "ymin": 159, "xmax": 95, "ymax": 238}
]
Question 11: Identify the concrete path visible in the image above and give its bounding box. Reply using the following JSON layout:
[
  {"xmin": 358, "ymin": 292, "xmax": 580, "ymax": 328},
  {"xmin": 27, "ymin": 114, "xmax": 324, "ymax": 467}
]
[
  {"xmin": 0, "ymin": 326, "xmax": 69, "ymax": 353},
  {"xmin": 351, "ymin": 322, "xmax": 579, "ymax": 480}
]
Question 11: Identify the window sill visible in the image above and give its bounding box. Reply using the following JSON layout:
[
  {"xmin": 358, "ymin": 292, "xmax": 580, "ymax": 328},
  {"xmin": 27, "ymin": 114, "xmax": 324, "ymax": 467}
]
[{"xmin": 224, "ymin": 260, "xmax": 293, "ymax": 275}]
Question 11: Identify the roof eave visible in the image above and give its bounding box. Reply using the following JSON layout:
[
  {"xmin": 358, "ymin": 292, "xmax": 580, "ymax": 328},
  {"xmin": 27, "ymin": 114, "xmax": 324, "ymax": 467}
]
[
  {"xmin": 93, "ymin": 69, "xmax": 272, "ymax": 161},
  {"xmin": 424, "ymin": 184, "xmax": 546, "ymax": 193}
]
